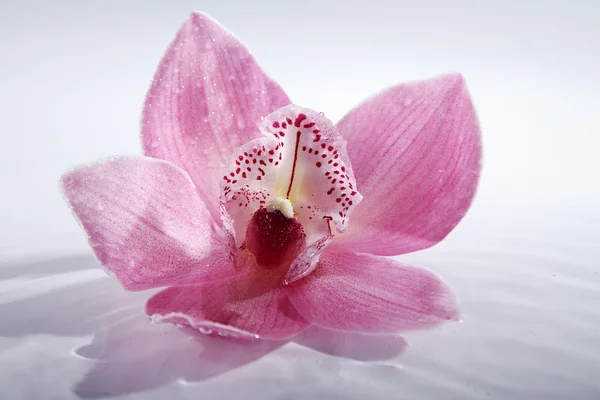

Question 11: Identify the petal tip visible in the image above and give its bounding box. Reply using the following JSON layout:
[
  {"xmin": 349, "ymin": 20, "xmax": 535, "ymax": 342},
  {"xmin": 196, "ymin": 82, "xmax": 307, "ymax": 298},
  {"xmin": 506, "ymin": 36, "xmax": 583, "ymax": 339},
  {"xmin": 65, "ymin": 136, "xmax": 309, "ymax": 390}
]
[
  {"xmin": 445, "ymin": 71, "xmax": 465, "ymax": 83},
  {"xmin": 431, "ymin": 279, "xmax": 461, "ymax": 323},
  {"xmin": 186, "ymin": 11, "xmax": 233, "ymax": 41},
  {"xmin": 188, "ymin": 11, "xmax": 215, "ymax": 27},
  {"xmin": 435, "ymin": 72, "xmax": 469, "ymax": 96},
  {"xmin": 58, "ymin": 171, "xmax": 73, "ymax": 194},
  {"xmin": 440, "ymin": 296, "xmax": 461, "ymax": 323}
]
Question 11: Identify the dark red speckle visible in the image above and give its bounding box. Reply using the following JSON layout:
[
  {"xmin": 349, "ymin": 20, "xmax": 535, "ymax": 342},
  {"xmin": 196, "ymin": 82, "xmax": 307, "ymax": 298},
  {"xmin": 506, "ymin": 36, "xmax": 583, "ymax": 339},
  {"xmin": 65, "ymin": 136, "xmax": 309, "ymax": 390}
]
[{"xmin": 294, "ymin": 113, "xmax": 307, "ymax": 127}]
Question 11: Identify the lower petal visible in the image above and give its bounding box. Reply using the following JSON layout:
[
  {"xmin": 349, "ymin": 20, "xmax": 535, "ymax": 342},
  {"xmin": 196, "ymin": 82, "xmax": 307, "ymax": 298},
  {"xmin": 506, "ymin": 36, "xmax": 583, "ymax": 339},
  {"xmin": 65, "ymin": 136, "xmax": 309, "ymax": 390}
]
[
  {"xmin": 285, "ymin": 251, "xmax": 458, "ymax": 333},
  {"xmin": 146, "ymin": 254, "xmax": 310, "ymax": 340}
]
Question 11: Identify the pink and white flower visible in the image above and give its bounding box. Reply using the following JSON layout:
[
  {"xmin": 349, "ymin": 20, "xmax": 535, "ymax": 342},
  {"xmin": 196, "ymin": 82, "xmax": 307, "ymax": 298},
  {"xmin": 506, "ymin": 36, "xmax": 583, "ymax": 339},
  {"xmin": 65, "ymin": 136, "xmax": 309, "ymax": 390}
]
[{"xmin": 61, "ymin": 12, "xmax": 481, "ymax": 340}]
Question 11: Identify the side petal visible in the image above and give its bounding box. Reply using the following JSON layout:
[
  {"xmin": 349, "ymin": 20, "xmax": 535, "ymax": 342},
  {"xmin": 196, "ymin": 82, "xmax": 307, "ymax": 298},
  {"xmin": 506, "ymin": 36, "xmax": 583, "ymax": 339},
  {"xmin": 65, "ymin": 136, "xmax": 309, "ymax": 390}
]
[
  {"xmin": 335, "ymin": 73, "xmax": 481, "ymax": 255},
  {"xmin": 285, "ymin": 251, "xmax": 458, "ymax": 333},
  {"xmin": 142, "ymin": 12, "xmax": 291, "ymax": 224},
  {"xmin": 60, "ymin": 156, "xmax": 236, "ymax": 291},
  {"xmin": 146, "ymin": 253, "xmax": 310, "ymax": 340}
]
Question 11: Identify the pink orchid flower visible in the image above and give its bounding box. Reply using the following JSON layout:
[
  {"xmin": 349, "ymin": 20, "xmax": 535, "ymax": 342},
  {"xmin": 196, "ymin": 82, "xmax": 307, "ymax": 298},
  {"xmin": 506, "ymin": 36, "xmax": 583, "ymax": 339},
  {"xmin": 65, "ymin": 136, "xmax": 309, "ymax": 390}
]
[{"xmin": 61, "ymin": 12, "xmax": 481, "ymax": 341}]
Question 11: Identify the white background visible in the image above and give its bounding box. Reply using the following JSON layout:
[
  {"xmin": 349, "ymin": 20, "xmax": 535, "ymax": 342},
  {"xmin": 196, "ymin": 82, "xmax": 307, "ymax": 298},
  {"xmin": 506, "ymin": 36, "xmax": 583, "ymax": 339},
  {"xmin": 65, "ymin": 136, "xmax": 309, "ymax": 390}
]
[{"xmin": 1, "ymin": 1, "xmax": 599, "ymax": 399}]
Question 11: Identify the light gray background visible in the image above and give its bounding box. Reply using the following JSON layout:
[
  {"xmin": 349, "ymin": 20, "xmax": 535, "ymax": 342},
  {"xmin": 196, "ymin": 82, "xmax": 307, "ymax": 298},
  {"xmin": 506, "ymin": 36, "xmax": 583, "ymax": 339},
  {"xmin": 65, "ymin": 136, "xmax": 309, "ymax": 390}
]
[{"xmin": 1, "ymin": 1, "xmax": 599, "ymax": 399}]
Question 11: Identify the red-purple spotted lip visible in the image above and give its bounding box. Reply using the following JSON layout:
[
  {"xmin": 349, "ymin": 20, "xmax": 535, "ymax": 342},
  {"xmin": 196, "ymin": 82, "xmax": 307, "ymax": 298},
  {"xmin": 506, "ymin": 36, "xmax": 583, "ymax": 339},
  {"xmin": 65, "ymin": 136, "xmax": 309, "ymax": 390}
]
[{"xmin": 219, "ymin": 105, "xmax": 364, "ymax": 283}]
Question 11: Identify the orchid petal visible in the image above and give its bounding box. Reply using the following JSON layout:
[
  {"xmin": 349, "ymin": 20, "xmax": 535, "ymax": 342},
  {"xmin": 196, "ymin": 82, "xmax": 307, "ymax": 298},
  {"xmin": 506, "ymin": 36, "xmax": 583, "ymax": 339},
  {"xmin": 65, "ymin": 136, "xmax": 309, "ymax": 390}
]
[
  {"xmin": 142, "ymin": 12, "xmax": 291, "ymax": 224},
  {"xmin": 285, "ymin": 251, "xmax": 458, "ymax": 333},
  {"xmin": 335, "ymin": 74, "xmax": 481, "ymax": 255},
  {"xmin": 60, "ymin": 156, "xmax": 235, "ymax": 291},
  {"xmin": 219, "ymin": 105, "xmax": 362, "ymax": 282},
  {"xmin": 146, "ymin": 253, "xmax": 310, "ymax": 340}
]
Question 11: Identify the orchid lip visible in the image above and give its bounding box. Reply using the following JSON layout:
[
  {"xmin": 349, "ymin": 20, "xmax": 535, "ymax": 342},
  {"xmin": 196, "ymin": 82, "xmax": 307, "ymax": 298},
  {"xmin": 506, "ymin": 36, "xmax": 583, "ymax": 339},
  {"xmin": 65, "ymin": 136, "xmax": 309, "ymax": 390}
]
[{"xmin": 219, "ymin": 105, "xmax": 364, "ymax": 280}]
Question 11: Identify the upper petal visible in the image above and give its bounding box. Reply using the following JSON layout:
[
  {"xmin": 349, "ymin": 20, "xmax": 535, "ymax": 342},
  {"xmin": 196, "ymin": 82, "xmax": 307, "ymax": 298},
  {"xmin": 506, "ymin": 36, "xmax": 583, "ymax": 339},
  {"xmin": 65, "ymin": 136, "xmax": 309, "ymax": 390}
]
[
  {"xmin": 146, "ymin": 252, "xmax": 310, "ymax": 340},
  {"xmin": 285, "ymin": 250, "xmax": 458, "ymax": 333},
  {"xmin": 60, "ymin": 156, "xmax": 236, "ymax": 291},
  {"xmin": 142, "ymin": 12, "xmax": 291, "ymax": 224},
  {"xmin": 334, "ymin": 73, "xmax": 481, "ymax": 255}
]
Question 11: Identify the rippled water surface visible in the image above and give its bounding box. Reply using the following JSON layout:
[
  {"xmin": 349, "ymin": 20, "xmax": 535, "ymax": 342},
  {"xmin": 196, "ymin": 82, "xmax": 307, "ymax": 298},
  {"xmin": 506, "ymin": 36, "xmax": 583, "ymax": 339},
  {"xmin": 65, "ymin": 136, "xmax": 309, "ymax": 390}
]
[{"xmin": 1, "ymin": 206, "xmax": 598, "ymax": 399}]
